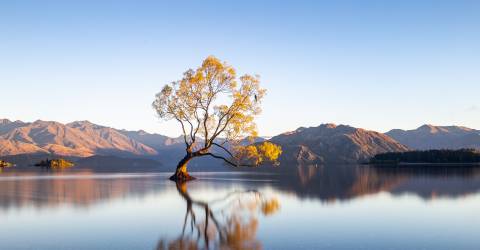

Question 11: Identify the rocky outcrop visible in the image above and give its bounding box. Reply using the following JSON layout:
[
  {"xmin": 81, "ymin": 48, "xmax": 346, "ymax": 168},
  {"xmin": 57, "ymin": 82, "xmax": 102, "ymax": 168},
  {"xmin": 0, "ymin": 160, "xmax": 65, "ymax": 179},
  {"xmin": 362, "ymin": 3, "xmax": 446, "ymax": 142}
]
[{"xmin": 270, "ymin": 124, "xmax": 408, "ymax": 164}]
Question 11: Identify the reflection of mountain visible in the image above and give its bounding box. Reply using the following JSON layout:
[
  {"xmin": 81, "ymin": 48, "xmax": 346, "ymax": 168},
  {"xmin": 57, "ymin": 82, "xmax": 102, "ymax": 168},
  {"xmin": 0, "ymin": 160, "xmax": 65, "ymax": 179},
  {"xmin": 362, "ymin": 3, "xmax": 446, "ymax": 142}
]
[
  {"xmin": 373, "ymin": 167, "xmax": 480, "ymax": 199},
  {"xmin": 272, "ymin": 165, "xmax": 403, "ymax": 202},
  {"xmin": 272, "ymin": 165, "xmax": 480, "ymax": 202},
  {"xmin": 0, "ymin": 172, "xmax": 171, "ymax": 210},
  {"xmin": 0, "ymin": 166, "xmax": 479, "ymax": 210}
]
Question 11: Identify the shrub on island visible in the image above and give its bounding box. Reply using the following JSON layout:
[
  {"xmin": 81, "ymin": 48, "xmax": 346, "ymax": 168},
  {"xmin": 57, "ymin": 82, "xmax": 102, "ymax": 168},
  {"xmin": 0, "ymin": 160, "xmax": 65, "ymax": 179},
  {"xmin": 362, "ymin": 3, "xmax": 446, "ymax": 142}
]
[
  {"xmin": 0, "ymin": 160, "xmax": 13, "ymax": 167},
  {"xmin": 35, "ymin": 158, "xmax": 75, "ymax": 168}
]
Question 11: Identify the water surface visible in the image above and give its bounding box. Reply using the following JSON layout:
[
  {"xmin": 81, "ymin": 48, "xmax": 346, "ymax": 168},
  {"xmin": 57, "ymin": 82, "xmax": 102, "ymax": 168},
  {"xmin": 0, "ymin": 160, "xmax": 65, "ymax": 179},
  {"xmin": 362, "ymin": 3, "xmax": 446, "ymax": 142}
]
[{"xmin": 0, "ymin": 165, "xmax": 479, "ymax": 250}]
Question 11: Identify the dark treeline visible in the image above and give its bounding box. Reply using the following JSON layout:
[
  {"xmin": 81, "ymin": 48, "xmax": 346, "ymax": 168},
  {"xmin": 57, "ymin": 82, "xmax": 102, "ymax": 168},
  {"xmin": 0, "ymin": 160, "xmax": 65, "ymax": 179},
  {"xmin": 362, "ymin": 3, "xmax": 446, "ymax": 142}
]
[{"xmin": 370, "ymin": 149, "xmax": 480, "ymax": 164}]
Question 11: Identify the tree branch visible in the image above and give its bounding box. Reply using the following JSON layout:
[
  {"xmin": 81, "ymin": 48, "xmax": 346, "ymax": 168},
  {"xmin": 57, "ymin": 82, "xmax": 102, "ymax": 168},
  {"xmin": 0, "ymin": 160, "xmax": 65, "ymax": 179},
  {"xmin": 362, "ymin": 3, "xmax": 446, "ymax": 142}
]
[
  {"xmin": 208, "ymin": 114, "xmax": 236, "ymax": 146},
  {"xmin": 175, "ymin": 118, "xmax": 189, "ymax": 147},
  {"xmin": 212, "ymin": 142, "xmax": 234, "ymax": 158},
  {"xmin": 201, "ymin": 153, "xmax": 256, "ymax": 168}
]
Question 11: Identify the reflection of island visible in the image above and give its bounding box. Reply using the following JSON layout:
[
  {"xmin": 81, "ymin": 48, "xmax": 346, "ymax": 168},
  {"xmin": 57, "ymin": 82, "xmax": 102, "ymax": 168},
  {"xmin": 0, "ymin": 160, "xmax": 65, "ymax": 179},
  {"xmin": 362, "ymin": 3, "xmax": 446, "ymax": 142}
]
[{"xmin": 156, "ymin": 182, "xmax": 280, "ymax": 250}]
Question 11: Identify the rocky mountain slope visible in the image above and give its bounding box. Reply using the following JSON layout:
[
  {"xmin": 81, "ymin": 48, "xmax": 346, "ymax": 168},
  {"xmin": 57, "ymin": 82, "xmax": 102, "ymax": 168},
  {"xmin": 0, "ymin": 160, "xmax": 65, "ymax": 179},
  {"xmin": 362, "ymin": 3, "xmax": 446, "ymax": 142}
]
[
  {"xmin": 0, "ymin": 119, "xmax": 411, "ymax": 166},
  {"xmin": 270, "ymin": 124, "xmax": 409, "ymax": 164},
  {"xmin": 0, "ymin": 119, "xmax": 158, "ymax": 157},
  {"xmin": 386, "ymin": 124, "xmax": 480, "ymax": 150}
]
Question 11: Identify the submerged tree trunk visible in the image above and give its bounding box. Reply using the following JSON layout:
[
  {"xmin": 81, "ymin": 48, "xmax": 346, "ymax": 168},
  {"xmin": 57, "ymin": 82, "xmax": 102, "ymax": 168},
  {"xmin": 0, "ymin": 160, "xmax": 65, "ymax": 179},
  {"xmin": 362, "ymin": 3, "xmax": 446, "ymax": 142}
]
[{"xmin": 170, "ymin": 154, "xmax": 196, "ymax": 182}]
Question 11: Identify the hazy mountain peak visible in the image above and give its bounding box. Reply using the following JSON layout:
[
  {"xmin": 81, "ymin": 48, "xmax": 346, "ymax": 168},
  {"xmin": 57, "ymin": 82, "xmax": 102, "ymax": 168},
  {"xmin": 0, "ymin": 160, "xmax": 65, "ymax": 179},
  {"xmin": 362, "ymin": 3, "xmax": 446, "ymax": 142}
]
[
  {"xmin": 32, "ymin": 119, "xmax": 64, "ymax": 127},
  {"xmin": 67, "ymin": 121, "xmax": 107, "ymax": 131},
  {"xmin": 387, "ymin": 124, "xmax": 480, "ymax": 150},
  {"xmin": 33, "ymin": 119, "xmax": 55, "ymax": 124},
  {"xmin": 68, "ymin": 120, "xmax": 99, "ymax": 127},
  {"xmin": 417, "ymin": 124, "xmax": 440, "ymax": 133},
  {"xmin": 416, "ymin": 124, "xmax": 476, "ymax": 134},
  {"xmin": 0, "ymin": 119, "xmax": 27, "ymax": 127},
  {"xmin": 443, "ymin": 125, "xmax": 476, "ymax": 133},
  {"xmin": 0, "ymin": 119, "xmax": 12, "ymax": 124},
  {"xmin": 137, "ymin": 129, "xmax": 148, "ymax": 135},
  {"xmin": 295, "ymin": 126, "xmax": 307, "ymax": 132},
  {"xmin": 71, "ymin": 120, "xmax": 94, "ymax": 125},
  {"xmin": 322, "ymin": 123, "xmax": 338, "ymax": 129}
]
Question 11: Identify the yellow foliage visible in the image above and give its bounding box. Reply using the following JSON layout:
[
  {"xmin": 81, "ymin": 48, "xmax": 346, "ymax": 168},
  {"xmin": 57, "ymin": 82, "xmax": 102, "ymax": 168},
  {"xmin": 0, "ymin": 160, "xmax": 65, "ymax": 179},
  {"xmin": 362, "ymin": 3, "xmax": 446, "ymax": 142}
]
[
  {"xmin": 153, "ymin": 56, "xmax": 265, "ymax": 145},
  {"xmin": 235, "ymin": 142, "xmax": 282, "ymax": 166},
  {"xmin": 153, "ymin": 56, "xmax": 281, "ymax": 168},
  {"xmin": 0, "ymin": 160, "xmax": 12, "ymax": 168},
  {"xmin": 35, "ymin": 158, "xmax": 74, "ymax": 168},
  {"xmin": 257, "ymin": 142, "xmax": 282, "ymax": 163},
  {"xmin": 261, "ymin": 198, "xmax": 280, "ymax": 216}
]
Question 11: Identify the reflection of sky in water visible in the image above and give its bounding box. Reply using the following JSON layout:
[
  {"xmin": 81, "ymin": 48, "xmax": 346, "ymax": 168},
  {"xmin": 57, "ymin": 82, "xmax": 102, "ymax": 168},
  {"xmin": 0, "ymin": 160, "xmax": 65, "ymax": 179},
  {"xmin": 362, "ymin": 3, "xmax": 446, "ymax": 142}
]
[{"xmin": 0, "ymin": 167, "xmax": 479, "ymax": 250}]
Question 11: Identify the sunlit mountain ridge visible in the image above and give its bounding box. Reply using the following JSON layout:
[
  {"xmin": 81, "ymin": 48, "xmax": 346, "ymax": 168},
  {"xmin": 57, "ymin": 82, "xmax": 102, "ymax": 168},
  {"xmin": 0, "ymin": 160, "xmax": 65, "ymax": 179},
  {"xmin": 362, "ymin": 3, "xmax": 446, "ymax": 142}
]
[
  {"xmin": 387, "ymin": 124, "xmax": 480, "ymax": 150},
  {"xmin": 1, "ymin": 119, "xmax": 478, "ymax": 168}
]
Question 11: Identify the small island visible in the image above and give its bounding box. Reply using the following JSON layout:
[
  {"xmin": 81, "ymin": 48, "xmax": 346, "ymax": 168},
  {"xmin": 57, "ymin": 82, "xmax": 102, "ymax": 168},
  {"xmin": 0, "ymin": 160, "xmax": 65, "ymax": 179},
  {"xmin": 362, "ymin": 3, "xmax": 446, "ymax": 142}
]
[
  {"xmin": 0, "ymin": 160, "xmax": 13, "ymax": 168},
  {"xmin": 370, "ymin": 149, "xmax": 480, "ymax": 165},
  {"xmin": 35, "ymin": 158, "xmax": 75, "ymax": 168}
]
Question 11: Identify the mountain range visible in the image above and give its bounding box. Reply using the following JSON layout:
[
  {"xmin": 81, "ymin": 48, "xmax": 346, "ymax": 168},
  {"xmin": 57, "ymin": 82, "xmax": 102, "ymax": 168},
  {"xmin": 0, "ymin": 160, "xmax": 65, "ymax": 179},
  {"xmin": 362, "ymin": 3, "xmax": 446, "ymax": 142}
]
[
  {"xmin": 386, "ymin": 124, "xmax": 480, "ymax": 150},
  {"xmin": 0, "ymin": 119, "xmax": 157, "ymax": 157},
  {"xmin": 271, "ymin": 124, "xmax": 408, "ymax": 164},
  {"xmin": 0, "ymin": 118, "xmax": 478, "ymax": 168}
]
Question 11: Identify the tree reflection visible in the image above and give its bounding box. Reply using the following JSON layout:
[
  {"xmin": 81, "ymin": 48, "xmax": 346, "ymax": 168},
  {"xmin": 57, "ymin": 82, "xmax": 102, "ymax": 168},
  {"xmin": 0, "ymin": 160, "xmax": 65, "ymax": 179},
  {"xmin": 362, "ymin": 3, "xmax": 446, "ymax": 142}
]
[{"xmin": 157, "ymin": 182, "xmax": 280, "ymax": 250}]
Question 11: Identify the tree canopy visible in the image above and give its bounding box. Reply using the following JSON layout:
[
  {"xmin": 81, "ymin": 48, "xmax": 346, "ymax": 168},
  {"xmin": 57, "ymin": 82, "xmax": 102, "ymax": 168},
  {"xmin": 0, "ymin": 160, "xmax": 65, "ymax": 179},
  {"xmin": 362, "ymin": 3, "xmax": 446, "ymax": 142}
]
[{"xmin": 153, "ymin": 56, "xmax": 281, "ymax": 169}]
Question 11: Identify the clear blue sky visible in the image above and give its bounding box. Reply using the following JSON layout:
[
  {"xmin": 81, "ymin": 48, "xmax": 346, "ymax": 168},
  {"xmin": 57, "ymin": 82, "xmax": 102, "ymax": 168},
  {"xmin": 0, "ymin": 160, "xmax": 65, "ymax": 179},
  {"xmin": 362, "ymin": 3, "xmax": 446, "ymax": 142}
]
[{"xmin": 1, "ymin": 1, "xmax": 479, "ymax": 137}]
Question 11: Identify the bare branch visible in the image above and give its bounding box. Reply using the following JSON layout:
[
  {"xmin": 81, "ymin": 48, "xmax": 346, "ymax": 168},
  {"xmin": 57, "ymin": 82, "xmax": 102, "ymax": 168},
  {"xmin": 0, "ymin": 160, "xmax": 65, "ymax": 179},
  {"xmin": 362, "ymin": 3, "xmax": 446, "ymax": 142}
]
[
  {"xmin": 208, "ymin": 114, "xmax": 236, "ymax": 146},
  {"xmin": 212, "ymin": 142, "xmax": 234, "ymax": 158},
  {"xmin": 175, "ymin": 118, "xmax": 189, "ymax": 147},
  {"xmin": 201, "ymin": 153, "xmax": 256, "ymax": 168}
]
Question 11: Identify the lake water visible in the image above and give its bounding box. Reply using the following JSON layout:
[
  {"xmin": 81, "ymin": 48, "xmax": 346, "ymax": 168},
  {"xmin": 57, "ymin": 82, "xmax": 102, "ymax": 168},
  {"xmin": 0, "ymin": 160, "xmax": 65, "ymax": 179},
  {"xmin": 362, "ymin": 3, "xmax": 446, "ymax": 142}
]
[{"xmin": 0, "ymin": 165, "xmax": 479, "ymax": 250}]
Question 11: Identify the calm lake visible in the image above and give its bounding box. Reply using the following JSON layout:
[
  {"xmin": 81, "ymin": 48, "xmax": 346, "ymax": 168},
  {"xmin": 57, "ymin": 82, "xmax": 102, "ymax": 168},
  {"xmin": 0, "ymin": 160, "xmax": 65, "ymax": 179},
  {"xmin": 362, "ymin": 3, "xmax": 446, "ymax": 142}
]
[{"xmin": 0, "ymin": 165, "xmax": 479, "ymax": 250}]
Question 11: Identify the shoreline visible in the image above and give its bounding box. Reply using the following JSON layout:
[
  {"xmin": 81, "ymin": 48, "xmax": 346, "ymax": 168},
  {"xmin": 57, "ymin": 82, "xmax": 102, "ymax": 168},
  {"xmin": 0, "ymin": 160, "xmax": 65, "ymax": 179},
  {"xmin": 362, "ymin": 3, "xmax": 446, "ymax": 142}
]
[{"xmin": 367, "ymin": 162, "xmax": 480, "ymax": 167}]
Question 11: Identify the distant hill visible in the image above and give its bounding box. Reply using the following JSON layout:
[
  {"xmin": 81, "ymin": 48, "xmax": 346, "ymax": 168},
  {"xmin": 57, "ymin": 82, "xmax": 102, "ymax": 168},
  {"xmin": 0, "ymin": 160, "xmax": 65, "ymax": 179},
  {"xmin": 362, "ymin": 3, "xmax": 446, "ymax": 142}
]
[
  {"xmin": 119, "ymin": 129, "xmax": 183, "ymax": 150},
  {"xmin": 270, "ymin": 124, "xmax": 408, "ymax": 164},
  {"xmin": 0, "ymin": 119, "xmax": 157, "ymax": 157},
  {"xmin": 76, "ymin": 155, "xmax": 164, "ymax": 172},
  {"xmin": 386, "ymin": 124, "xmax": 480, "ymax": 150}
]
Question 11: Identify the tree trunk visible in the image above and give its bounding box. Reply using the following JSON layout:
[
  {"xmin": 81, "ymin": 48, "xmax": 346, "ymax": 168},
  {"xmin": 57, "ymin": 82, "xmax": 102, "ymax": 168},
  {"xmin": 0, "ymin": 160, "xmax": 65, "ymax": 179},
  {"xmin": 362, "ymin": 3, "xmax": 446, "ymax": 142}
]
[{"xmin": 170, "ymin": 154, "xmax": 196, "ymax": 182}]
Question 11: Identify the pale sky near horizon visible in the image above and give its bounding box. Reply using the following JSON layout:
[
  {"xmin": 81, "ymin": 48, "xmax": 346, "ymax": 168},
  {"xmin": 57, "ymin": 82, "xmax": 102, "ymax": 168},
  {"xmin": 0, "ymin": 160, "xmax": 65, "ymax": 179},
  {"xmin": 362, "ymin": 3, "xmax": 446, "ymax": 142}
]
[{"xmin": 1, "ymin": 1, "xmax": 479, "ymax": 137}]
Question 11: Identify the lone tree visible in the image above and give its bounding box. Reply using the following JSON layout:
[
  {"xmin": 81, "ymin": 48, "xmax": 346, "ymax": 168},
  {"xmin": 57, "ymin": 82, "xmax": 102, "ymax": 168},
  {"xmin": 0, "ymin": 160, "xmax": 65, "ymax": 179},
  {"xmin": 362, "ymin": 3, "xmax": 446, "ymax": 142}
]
[{"xmin": 153, "ymin": 56, "xmax": 282, "ymax": 181}]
